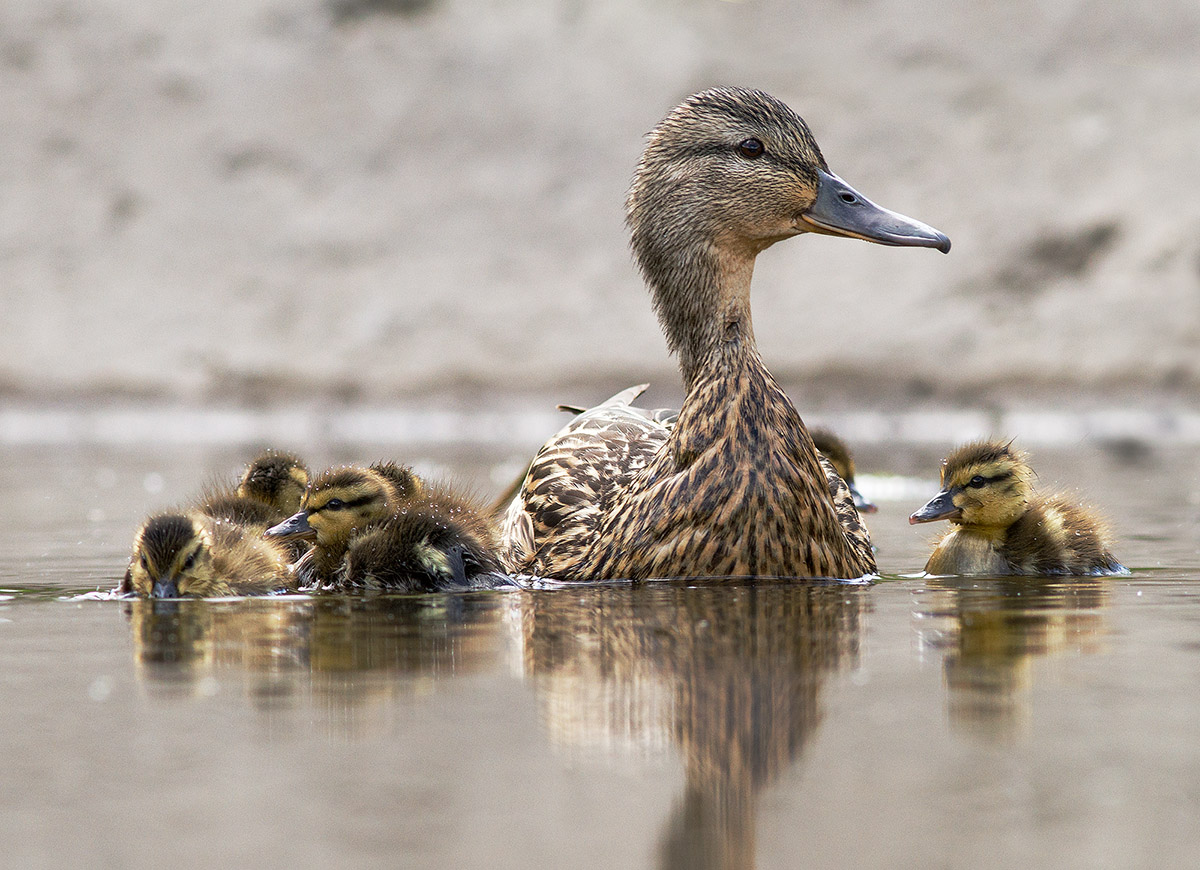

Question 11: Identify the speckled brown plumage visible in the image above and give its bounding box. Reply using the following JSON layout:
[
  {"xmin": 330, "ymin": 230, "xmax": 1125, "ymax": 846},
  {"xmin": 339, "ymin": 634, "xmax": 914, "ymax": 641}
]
[
  {"xmin": 911, "ymin": 440, "xmax": 1125, "ymax": 576},
  {"xmin": 501, "ymin": 87, "xmax": 947, "ymax": 581}
]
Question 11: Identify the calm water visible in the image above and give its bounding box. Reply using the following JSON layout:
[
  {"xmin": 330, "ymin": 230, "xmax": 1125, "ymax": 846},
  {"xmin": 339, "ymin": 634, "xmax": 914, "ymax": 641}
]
[{"xmin": 2, "ymin": 432, "xmax": 1200, "ymax": 869}]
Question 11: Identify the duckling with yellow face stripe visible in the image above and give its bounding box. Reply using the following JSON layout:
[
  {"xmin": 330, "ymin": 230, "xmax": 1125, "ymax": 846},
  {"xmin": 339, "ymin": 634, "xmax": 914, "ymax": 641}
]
[
  {"xmin": 266, "ymin": 463, "xmax": 512, "ymax": 591},
  {"xmin": 124, "ymin": 513, "xmax": 294, "ymax": 598},
  {"xmin": 910, "ymin": 440, "xmax": 1125, "ymax": 576}
]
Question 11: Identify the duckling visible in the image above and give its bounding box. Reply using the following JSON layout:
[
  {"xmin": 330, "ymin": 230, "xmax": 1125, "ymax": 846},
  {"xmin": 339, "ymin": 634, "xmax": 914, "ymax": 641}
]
[
  {"xmin": 501, "ymin": 89, "xmax": 948, "ymax": 582},
  {"xmin": 236, "ymin": 450, "xmax": 310, "ymax": 518},
  {"xmin": 193, "ymin": 450, "xmax": 311, "ymax": 531},
  {"xmin": 340, "ymin": 488, "xmax": 513, "ymax": 592},
  {"xmin": 909, "ymin": 440, "xmax": 1125, "ymax": 576},
  {"xmin": 123, "ymin": 512, "xmax": 294, "ymax": 598},
  {"xmin": 266, "ymin": 462, "xmax": 508, "ymax": 591},
  {"xmin": 810, "ymin": 428, "xmax": 877, "ymax": 515},
  {"xmin": 265, "ymin": 463, "xmax": 406, "ymax": 587}
]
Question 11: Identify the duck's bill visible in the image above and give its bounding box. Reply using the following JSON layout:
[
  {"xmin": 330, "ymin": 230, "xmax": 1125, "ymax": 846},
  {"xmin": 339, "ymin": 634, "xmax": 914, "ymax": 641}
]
[
  {"xmin": 265, "ymin": 512, "xmax": 316, "ymax": 541},
  {"xmin": 152, "ymin": 577, "xmax": 179, "ymax": 598},
  {"xmin": 801, "ymin": 170, "xmax": 951, "ymax": 253},
  {"xmin": 909, "ymin": 489, "xmax": 960, "ymax": 524}
]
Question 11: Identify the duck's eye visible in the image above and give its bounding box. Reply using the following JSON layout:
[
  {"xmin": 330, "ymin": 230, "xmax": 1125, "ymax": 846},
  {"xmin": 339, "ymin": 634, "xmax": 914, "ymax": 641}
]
[
  {"xmin": 737, "ymin": 138, "xmax": 765, "ymax": 159},
  {"xmin": 967, "ymin": 475, "xmax": 986, "ymax": 488},
  {"xmin": 181, "ymin": 551, "xmax": 197, "ymax": 571},
  {"xmin": 139, "ymin": 553, "xmax": 149, "ymax": 570},
  {"xmin": 324, "ymin": 498, "xmax": 345, "ymax": 511}
]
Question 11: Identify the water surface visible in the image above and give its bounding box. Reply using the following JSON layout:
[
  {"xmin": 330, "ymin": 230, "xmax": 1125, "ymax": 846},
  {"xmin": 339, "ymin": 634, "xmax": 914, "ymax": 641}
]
[{"xmin": 2, "ymin": 437, "xmax": 1198, "ymax": 869}]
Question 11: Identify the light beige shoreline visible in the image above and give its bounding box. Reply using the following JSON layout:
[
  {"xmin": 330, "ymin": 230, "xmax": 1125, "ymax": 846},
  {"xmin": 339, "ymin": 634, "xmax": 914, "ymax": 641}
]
[{"xmin": 3, "ymin": 0, "xmax": 1198, "ymax": 406}]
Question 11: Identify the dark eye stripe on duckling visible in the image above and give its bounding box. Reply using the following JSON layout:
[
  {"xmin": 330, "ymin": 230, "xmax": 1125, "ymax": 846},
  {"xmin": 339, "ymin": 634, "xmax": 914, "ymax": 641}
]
[
  {"xmin": 311, "ymin": 494, "xmax": 377, "ymax": 513},
  {"xmin": 962, "ymin": 470, "xmax": 1013, "ymax": 489}
]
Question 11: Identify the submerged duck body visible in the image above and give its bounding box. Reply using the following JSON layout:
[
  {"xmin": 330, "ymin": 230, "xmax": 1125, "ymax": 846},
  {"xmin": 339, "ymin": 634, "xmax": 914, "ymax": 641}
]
[
  {"xmin": 910, "ymin": 440, "xmax": 1125, "ymax": 576},
  {"xmin": 502, "ymin": 87, "xmax": 948, "ymax": 581}
]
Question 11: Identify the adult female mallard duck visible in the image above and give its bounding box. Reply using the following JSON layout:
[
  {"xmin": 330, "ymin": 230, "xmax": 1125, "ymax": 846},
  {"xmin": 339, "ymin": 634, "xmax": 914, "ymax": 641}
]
[
  {"xmin": 500, "ymin": 87, "xmax": 948, "ymax": 580},
  {"xmin": 123, "ymin": 512, "xmax": 294, "ymax": 598},
  {"xmin": 909, "ymin": 440, "xmax": 1125, "ymax": 576},
  {"xmin": 266, "ymin": 463, "xmax": 511, "ymax": 591}
]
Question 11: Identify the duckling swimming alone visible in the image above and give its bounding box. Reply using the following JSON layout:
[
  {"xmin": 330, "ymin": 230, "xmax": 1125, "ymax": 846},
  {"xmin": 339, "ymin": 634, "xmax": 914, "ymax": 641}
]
[
  {"xmin": 909, "ymin": 440, "xmax": 1125, "ymax": 576},
  {"xmin": 501, "ymin": 87, "xmax": 948, "ymax": 580},
  {"xmin": 124, "ymin": 512, "xmax": 294, "ymax": 598}
]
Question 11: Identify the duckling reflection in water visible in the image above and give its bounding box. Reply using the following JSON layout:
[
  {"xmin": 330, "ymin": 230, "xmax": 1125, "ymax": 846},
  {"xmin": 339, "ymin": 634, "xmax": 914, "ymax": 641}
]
[
  {"xmin": 499, "ymin": 87, "xmax": 948, "ymax": 581},
  {"xmin": 266, "ymin": 463, "xmax": 513, "ymax": 592},
  {"xmin": 124, "ymin": 513, "xmax": 294, "ymax": 598},
  {"xmin": 910, "ymin": 440, "xmax": 1125, "ymax": 576}
]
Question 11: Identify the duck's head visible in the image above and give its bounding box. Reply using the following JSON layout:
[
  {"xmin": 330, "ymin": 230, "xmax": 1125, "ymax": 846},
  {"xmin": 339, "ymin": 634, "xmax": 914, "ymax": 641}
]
[
  {"xmin": 265, "ymin": 465, "xmax": 403, "ymax": 552},
  {"xmin": 627, "ymin": 87, "xmax": 950, "ymax": 264},
  {"xmin": 127, "ymin": 513, "xmax": 222, "ymax": 598},
  {"xmin": 910, "ymin": 440, "xmax": 1034, "ymax": 530},
  {"xmin": 811, "ymin": 428, "xmax": 877, "ymax": 515},
  {"xmin": 236, "ymin": 451, "xmax": 310, "ymax": 517}
]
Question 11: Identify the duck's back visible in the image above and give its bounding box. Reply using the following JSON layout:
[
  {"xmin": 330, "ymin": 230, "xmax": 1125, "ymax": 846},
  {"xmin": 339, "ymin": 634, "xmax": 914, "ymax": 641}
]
[
  {"xmin": 504, "ymin": 367, "xmax": 875, "ymax": 581},
  {"xmin": 501, "ymin": 385, "xmax": 670, "ymax": 577},
  {"xmin": 580, "ymin": 363, "xmax": 873, "ymax": 580}
]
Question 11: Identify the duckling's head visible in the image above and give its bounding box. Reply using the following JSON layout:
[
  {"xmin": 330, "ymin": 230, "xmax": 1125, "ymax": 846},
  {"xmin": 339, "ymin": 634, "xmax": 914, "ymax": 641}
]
[
  {"xmin": 627, "ymin": 87, "xmax": 950, "ymax": 266},
  {"xmin": 811, "ymin": 428, "xmax": 877, "ymax": 514},
  {"xmin": 265, "ymin": 465, "xmax": 401, "ymax": 552},
  {"xmin": 127, "ymin": 513, "xmax": 222, "ymax": 598},
  {"xmin": 236, "ymin": 451, "xmax": 309, "ymax": 517},
  {"xmin": 910, "ymin": 440, "xmax": 1034, "ymax": 530}
]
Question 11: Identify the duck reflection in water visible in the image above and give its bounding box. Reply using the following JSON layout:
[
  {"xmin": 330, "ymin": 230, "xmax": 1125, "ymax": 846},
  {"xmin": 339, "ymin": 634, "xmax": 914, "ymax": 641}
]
[
  {"xmin": 125, "ymin": 594, "xmax": 512, "ymax": 730},
  {"xmin": 913, "ymin": 576, "xmax": 1109, "ymax": 740},
  {"xmin": 518, "ymin": 582, "xmax": 866, "ymax": 870}
]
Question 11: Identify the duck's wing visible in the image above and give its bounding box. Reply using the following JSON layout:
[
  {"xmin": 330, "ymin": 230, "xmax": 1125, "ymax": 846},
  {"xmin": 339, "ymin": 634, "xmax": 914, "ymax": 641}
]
[
  {"xmin": 816, "ymin": 453, "xmax": 876, "ymax": 570},
  {"xmin": 499, "ymin": 384, "xmax": 670, "ymax": 577}
]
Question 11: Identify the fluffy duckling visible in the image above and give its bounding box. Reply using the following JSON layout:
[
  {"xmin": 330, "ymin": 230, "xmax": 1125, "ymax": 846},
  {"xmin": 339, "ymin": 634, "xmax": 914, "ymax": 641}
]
[
  {"xmin": 501, "ymin": 88, "xmax": 948, "ymax": 581},
  {"xmin": 266, "ymin": 463, "xmax": 406, "ymax": 586},
  {"xmin": 266, "ymin": 463, "xmax": 510, "ymax": 591},
  {"xmin": 123, "ymin": 512, "xmax": 294, "ymax": 598},
  {"xmin": 195, "ymin": 450, "xmax": 311, "ymax": 530},
  {"xmin": 810, "ymin": 428, "xmax": 876, "ymax": 515},
  {"xmin": 909, "ymin": 440, "xmax": 1125, "ymax": 576},
  {"xmin": 236, "ymin": 450, "xmax": 310, "ymax": 518},
  {"xmin": 340, "ymin": 494, "xmax": 513, "ymax": 592}
]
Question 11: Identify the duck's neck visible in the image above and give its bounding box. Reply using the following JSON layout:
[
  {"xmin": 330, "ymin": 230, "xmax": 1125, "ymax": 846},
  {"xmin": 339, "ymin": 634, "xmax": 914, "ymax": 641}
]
[{"xmin": 643, "ymin": 236, "xmax": 761, "ymax": 393}]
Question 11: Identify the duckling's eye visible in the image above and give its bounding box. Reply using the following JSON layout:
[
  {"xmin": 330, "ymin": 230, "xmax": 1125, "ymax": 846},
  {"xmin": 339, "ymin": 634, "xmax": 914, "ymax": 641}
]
[
  {"xmin": 967, "ymin": 475, "xmax": 987, "ymax": 488},
  {"xmin": 325, "ymin": 498, "xmax": 345, "ymax": 511},
  {"xmin": 139, "ymin": 553, "xmax": 149, "ymax": 570},
  {"xmin": 737, "ymin": 138, "xmax": 765, "ymax": 159},
  {"xmin": 181, "ymin": 551, "xmax": 197, "ymax": 571}
]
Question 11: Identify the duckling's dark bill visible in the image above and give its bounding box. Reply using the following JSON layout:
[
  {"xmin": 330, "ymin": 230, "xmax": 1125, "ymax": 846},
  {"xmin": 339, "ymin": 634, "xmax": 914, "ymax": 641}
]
[
  {"xmin": 801, "ymin": 170, "xmax": 951, "ymax": 253},
  {"xmin": 265, "ymin": 512, "xmax": 316, "ymax": 541},
  {"xmin": 909, "ymin": 489, "xmax": 960, "ymax": 524}
]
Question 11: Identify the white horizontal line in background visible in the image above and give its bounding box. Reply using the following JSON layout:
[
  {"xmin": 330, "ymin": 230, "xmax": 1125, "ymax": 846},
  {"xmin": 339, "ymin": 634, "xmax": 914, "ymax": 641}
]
[{"xmin": 0, "ymin": 406, "xmax": 1198, "ymax": 448}]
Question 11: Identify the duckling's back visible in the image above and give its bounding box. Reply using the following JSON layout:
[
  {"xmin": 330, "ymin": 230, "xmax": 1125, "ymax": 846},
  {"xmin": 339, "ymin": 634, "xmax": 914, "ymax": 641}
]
[{"xmin": 1003, "ymin": 494, "xmax": 1125, "ymax": 575}]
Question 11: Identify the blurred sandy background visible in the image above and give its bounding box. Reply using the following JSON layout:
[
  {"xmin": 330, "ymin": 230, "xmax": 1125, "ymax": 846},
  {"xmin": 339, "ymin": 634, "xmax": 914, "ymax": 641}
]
[{"xmin": 3, "ymin": 0, "xmax": 1199, "ymax": 414}]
